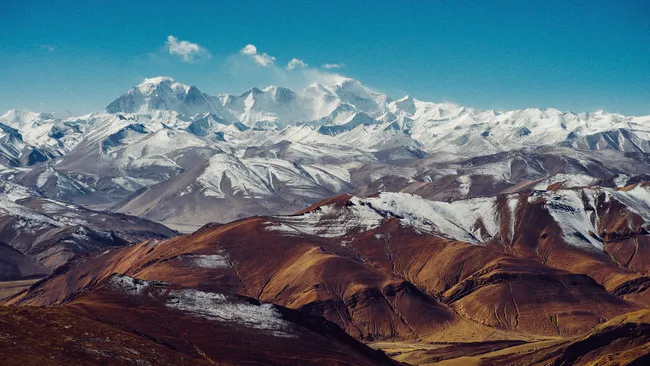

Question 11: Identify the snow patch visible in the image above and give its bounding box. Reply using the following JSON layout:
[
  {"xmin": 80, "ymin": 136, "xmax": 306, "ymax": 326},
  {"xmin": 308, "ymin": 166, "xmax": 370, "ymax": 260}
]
[
  {"xmin": 189, "ymin": 254, "xmax": 230, "ymax": 269},
  {"xmin": 362, "ymin": 192, "xmax": 499, "ymax": 243},
  {"xmin": 609, "ymin": 185, "xmax": 650, "ymax": 222},
  {"xmin": 166, "ymin": 289, "xmax": 293, "ymax": 337},
  {"xmin": 271, "ymin": 197, "xmax": 383, "ymax": 237},
  {"xmin": 457, "ymin": 175, "xmax": 471, "ymax": 196},
  {"xmin": 531, "ymin": 190, "xmax": 603, "ymax": 251},
  {"xmin": 613, "ymin": 174, "xmax": 629, "ymax": 188},
  {"xmin": 109, "ymin": 274, "xmax": 158, "ymax": 294}
]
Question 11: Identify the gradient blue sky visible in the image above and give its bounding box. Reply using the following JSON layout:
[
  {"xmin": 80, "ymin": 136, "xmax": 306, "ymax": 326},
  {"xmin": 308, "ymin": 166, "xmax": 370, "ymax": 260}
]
[{"xmin": 1, "ymin": 0, "xmax": 649, "ymax": 115}]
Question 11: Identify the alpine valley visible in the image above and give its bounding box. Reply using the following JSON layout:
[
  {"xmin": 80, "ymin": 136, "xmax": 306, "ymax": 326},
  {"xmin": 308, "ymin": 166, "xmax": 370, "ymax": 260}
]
[{"xmin": 2, "ymin": 76, "xmax": 650, "ymax": 365}]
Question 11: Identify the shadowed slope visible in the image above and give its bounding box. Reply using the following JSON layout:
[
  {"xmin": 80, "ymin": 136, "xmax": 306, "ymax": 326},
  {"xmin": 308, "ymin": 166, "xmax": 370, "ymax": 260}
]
[{"xmin": 0, "ymin": 275, "xmax": 395, "ymax": 365}]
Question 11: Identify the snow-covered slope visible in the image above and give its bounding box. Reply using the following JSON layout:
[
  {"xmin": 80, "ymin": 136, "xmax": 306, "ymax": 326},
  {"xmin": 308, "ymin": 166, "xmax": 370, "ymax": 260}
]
[
  {"xmin": 0, "ymin": 109, "xmax": 89, "ymax": 167},
  {"xmin": 273, "ymin": 184, "xmax": 650, "ymax": 253},
  {"xmin": 114, "ymin": 152, "xmax": 355, "ymax": 230},
  {"xmin": 4, "ymin": 75, "xmax": 650, "ymax": 229},
  {"xmin": 11, "ymin": 76, "xmax": 650, "ymax": 169}
]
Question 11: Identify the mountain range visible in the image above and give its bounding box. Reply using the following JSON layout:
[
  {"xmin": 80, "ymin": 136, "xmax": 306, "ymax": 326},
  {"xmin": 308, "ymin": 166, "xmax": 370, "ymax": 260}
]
[
  {"xmin": 3, "ymin": 76, "xmax": 650, "ymax": 231},
  {"xmin": 2, "ymin": 76, "xmax": 650, "ymax": 364}
]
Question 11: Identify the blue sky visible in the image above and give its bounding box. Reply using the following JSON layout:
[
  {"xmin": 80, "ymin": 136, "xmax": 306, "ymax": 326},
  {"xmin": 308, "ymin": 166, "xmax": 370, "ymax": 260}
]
[{"xmin": 1, "ymin": 0, "xmax": 649, "ymax": 115}]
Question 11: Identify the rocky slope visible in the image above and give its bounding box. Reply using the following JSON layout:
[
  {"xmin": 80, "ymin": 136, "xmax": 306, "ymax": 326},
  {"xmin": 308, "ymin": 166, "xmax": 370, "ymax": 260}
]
[
  {"xmin": 4, "ymin": 184, "xmax": 650, "ymax": 363},
  {"xmin": 4, "ymin": 192, "xmax": 648, "ymax": 317},
  {"xmin": 0, "ymin": 279, "xmax": 394, "ymax": 365},
  {"xmin": 0, "ymin": 180, "xmax": 176, "ymax": 277}
]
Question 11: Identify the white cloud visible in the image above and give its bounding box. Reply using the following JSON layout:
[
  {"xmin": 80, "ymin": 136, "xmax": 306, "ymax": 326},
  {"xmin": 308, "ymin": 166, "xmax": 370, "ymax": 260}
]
[
  {"xmin": 286, "ymin": 58, "xmax": 307, "ymax": 70},
  {"xmin": 301, "ymin": 68, "xmax": 347, "ymax": 85},
  {"xmin": 223, "ymin": 45, "xmax": 348, "ymax": 90},
  {"xmin": 239, "ymin": 44, "xmax": 275, "ymax": 67},
  {"xmin": 253, "ymin": 53, "xmax": 275, "ymax": 67},
  {"xmin": 165, "ymin": 35, "xmax": 211, "ymax": 62},
  {"xmin": 240, "ymin": 44, "xmax": 257, "ymax": 55},
  {"xmin": 323, "ymin": 63, "xmax": 343, "ymax": 69}
]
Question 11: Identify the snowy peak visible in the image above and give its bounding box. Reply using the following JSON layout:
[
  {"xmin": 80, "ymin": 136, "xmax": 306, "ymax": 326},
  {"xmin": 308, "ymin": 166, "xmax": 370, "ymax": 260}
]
[
  {"xmin": 241, "ymin": 85, "xmax": 298, "ymax": 106},
  {"xmin": 1, "ymin": 109, "xmax": 56, "ymax": 126},
  {"xmin": 389, "ymin": 95, "xmax": 416, "ymax": 115},
  {"xmin": 141, "ymin": 76, "xmax": 178, "ymax": 85},
  {"xmin": 132, "ymin": 77, "xmax": 193, "ymax": 104},
  {"xmin": 318, "ymin": 112, "xmax": 377, "ymax": 136},
  {"xmin": 102, "ymin": 76, "xmax": 392, "ymax": 128},
  {"xmin": 87, "ymin": 74, "xmax": 650, "ymax": 158},
  {"xmin": 326, "ymin": 78, "xmax": 391, "ymax": 114},
  {"xmin": 265, "ymin": 85, "xmax": 298, "ymax": 103},
  {"xmin": 138, "ymin": 76, "xmax": 188, "ymax": 91},
  {"xmin": 105, "ymin": 77, "xmax": 235, "ymax": 120}
]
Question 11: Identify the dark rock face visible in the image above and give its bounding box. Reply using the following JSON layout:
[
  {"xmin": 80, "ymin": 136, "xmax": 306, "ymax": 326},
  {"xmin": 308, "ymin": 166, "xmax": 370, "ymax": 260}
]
[
  {"xmin": 0, "ymin": 243, "xmax": 46, "ymax": 281},
  {"xmin": 0, "ymin": 196, "xmax": 177, "ymax": 275}
]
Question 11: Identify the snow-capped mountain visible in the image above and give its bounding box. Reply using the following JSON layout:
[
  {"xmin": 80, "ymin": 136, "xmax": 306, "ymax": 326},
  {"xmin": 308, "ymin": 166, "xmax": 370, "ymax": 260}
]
[
  {"xmin": 3, "ymin": 75, "xmax": 650, "ymax": 230},
  {"xmin": 0, "ymin": 109, "xmax": 87, "ymax": 168},
  {"xmin": 102, "ymin": 76, "xmax": 650, "ymax": 155},
  {"xmin": 104, "ymin": 76, "xmax": 389, "ymax": 129},
  {"xmin": 106, "ymin": 77, "xmax": 235, "ymax": 120}
]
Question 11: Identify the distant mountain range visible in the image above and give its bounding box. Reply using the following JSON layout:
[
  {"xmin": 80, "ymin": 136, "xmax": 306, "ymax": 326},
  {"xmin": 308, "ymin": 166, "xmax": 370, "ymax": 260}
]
[{"xmin": 2, "ymin": 76, "xmax": 650, "ymax": 231}]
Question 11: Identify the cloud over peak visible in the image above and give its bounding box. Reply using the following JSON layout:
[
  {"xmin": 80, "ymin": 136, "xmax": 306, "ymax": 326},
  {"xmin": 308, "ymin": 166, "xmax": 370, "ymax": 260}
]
[
  {"xmin": 239, "ymin": 44, "xmax": 275, "ymax": 67},
  {"xmin": 226, "ymin": 43, "xmax": 349, "ymax": 90},
  {"xmin": 253, "ymin": 53, "xmax": 275, "ymax": 67},
  {"xmin": 166, "ymin": 35, "xmax": 211, "ymax": 62},
  {"xmin": 286, "ymin": 58, "xmax": 307, "ymax": 70}
]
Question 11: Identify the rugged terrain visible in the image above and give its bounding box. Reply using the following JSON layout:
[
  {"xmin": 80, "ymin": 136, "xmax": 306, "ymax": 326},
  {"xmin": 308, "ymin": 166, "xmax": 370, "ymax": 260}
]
[
  {"xmin": 5, "ymin": 185, "xmax": 650, "ymax": 364},
  {"xmin": 2, "ymin": 76, "xmax": 650, "ymax": 364}
]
